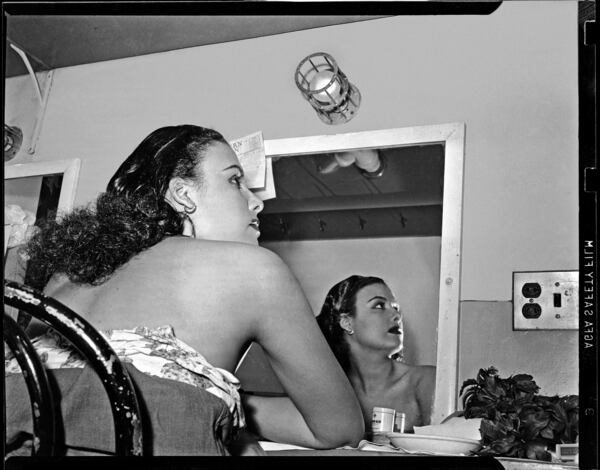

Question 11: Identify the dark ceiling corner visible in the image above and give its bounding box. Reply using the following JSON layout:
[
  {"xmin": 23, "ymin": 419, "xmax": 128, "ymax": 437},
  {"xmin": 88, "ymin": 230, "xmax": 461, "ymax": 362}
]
[{"xmin": 5, "ymin": 16, "xmax": 389, "ymax": 78}]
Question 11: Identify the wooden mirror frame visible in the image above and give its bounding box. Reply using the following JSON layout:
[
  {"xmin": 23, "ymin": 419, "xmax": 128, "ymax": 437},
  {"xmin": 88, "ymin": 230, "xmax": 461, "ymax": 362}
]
[
  {"xmin": 264, "ymin": 123, "xmax": 465, "ymax": 423},
  {"xmin": 4, "ymin": 159, "xmax": 81, "ymax": 255},
  {"xmin": 4, "ymin": 159, "xmax": 81, "ymax": 216}
]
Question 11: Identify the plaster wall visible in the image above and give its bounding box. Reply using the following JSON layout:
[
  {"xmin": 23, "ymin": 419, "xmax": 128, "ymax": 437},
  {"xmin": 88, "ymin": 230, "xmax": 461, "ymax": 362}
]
[{"xmin": 458, "ymin": 301, "xmax": 578, "ymax": 398}]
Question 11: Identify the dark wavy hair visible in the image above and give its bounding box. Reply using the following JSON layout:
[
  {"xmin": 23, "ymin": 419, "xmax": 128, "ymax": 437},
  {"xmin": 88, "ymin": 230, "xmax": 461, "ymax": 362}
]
[
  {"xmin": 25, "ymin": 125, "xmax": 227, "ymax": 289},
  {"xmin": 316, "ymin": 275, "xmax": 385, "ymax": 372}
]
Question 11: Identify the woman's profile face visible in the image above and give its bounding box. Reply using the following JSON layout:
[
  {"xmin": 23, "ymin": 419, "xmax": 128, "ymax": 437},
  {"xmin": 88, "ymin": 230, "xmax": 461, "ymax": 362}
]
[
  {"xmin": 188, "ymin": 141, "xmax": 264, "ymax": 245},
  {"xmin": 350, "ymin": 283, "xmax": 403, "ymax": 352}
]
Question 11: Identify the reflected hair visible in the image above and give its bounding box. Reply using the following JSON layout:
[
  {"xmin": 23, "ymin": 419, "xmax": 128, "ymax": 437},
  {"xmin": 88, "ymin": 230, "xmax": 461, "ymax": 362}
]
[
  {"xmin": 25, "ymin": 125, "xmax": 227, "ymax": 289},
  {"xmin": 316, "ymin": 275, "xmax": 385, "ymax": 372}
]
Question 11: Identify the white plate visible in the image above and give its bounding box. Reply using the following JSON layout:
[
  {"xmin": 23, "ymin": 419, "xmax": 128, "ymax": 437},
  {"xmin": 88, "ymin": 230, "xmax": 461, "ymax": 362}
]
[{"xmin": 388, "ymin": 432, "xmax": 482, "ymax": 456}]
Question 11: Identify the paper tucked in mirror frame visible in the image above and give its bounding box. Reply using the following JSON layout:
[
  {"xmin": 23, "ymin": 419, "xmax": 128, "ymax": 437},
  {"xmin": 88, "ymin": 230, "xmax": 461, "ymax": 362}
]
[
  {"xmin": 252, "ymin": 157, "xmax": 276, "ymax": 201},
  {"xmin": 229, "ymin": 131, "xmax": 276, "ymax": 200},
  {"xmin": 229, "ymin": 131, "xmax": 265, "ymax": 188}
]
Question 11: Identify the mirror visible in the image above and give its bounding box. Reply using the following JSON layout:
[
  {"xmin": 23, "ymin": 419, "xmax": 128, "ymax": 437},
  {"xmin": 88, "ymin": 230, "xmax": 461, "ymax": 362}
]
[
  {"xmin": 237, "ymin": 124, "xmax": 465, "ymax": 424},
  {"xmin": 4, "ymin": 159, "xmax": 81, "ymax": 322},
  {"xmin": 5, "ymin": 159, "xmax": 81, "ymax": 250},
  {"xmin": 259, "ymin": 145, "xmax": 444, "ymax": 242}
]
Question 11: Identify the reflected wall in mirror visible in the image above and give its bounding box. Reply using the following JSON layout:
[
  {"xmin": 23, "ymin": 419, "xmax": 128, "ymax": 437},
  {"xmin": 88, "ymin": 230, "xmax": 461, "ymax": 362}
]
[{"xmin": 236, "ymin": 124, "xmax": 464, "ymax": 424}]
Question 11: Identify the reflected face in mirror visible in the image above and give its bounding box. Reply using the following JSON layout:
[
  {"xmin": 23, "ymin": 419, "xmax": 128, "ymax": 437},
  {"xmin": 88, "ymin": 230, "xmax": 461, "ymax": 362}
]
[{"xmin": 348, "ymin": 283, "xmax": 403, "ymax": 354}]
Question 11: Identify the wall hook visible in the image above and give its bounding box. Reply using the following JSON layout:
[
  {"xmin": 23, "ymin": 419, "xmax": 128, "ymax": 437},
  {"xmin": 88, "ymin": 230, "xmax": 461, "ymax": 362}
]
[
  {"xmin": 318, "ymin": 218, "xmax": 327, "ymax": 232},
  {"xmin": 358, "ymin": 216, "xmax": 367, "ymax": 230},
  {"xmin": 399, "ymin": 212, "xmax": 407, "ymax": 228},
  {"xmin": 279, "ymin": 217, "xmax": 288, "ymax": 235}
]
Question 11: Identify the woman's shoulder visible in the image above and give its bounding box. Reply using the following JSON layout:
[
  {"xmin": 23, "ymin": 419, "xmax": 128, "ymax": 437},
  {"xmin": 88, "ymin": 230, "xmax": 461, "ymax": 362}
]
[
  {"xmin": 146, "ymin": 237, "xmax": 293, "ymax": 290},
  {"xmin": 393, "ymin": 363, "xmax": 436, "ymax": 385},
  {"xmin": 416, "ymin": 364, "xmax": 436, "ymax": 374},
  {"xmin": 413, "ymin": 365, "xmax": 436, "ymax": 388},
  {"xmin": 150, "ymin": 236, "xmax": 283, "ymax": 264}
]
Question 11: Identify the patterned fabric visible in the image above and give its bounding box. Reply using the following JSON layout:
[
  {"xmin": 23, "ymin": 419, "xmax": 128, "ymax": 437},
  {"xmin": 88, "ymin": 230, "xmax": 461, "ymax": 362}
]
[{"xmin": 5, "ymin": 325, "xmax": 245, "ymax": 430}]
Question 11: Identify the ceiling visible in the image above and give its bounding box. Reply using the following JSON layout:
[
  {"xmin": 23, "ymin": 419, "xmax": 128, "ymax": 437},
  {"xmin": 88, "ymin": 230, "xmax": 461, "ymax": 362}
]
[
  {"xmin": 4, "ymin": 15, "xmax": 387, "ymax": 78},
  {"xmin": 259, "ymin": 145, "xmax": 445, "ymax": 241}
]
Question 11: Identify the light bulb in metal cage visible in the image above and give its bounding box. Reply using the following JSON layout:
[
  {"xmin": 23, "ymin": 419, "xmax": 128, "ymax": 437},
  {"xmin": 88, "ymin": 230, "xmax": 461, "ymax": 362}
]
[{"xmin": 295, "ymin": 52, "xmax": 361, "ymax": 125}]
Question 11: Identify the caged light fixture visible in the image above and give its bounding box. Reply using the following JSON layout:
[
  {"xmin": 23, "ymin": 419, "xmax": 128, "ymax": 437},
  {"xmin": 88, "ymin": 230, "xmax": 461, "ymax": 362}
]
[{"xmin": 295, "ymin": 52, "xmax": 361, "ymax": 125}]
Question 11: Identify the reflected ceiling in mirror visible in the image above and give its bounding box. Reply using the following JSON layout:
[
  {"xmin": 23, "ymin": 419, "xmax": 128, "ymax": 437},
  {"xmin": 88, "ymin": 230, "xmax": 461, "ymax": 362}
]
[{"xmin": 258, "ymin": 144, "xmax": 444, "ymax": 241}]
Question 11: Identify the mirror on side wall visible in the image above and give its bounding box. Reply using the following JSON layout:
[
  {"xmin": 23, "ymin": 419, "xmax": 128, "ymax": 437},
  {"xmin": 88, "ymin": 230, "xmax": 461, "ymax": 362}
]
[
  {"xmin": 236, "ymin": 124, "xmax": 465, "ymax": 424},
  {"xmin": 4, "ymin": 159, "xmax": 81, "ymax": 325}
]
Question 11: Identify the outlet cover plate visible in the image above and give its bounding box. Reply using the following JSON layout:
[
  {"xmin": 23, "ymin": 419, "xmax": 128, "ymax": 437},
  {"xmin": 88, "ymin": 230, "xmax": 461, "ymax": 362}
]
[{"xmin": 513, "ymin": 271, "xmax": 578, "ymax": 330}]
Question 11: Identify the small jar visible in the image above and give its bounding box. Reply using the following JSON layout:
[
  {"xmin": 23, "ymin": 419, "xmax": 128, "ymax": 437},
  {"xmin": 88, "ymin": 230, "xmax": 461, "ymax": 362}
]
[
  {"xmin": 394, "ymin": 412, "xmax": 406, "ymax": 433},
  {"xmin": 370, "ymin": 407, "xmax": 396, "ymax": 444}
]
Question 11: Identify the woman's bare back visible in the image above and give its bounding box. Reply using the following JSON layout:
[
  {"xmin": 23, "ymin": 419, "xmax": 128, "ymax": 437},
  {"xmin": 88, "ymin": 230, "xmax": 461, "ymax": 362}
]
[{"xmin": 40, "ymin": 237, "xmax": 270, "ymax": 371}]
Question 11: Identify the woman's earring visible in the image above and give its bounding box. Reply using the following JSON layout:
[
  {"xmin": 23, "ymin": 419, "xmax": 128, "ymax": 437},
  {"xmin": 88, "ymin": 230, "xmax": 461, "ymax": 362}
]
[
  {"xmin": 184, "ymin": 203, "xmax": 197, "ymax": 215},
  {"xmin": 347, "ymin": 329, "xmax": 354, "ymax": 335}
]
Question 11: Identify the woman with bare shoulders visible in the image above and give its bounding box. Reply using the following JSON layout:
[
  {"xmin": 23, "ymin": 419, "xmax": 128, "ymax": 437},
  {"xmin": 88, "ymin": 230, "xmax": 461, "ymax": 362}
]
[
  {"xmin": 19, "ymin": 125, "xmax": 364, "ymax": 454},
  {"xmin": 316, "ymin": 275, "xmax": 436, "ymax": 436}
]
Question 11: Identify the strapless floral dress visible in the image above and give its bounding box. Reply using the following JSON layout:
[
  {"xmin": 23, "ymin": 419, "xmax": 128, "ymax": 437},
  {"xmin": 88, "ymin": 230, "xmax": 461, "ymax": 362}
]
[{"xmin": 4, "ymin": 324, "xmax": 245, "ymax": 430}]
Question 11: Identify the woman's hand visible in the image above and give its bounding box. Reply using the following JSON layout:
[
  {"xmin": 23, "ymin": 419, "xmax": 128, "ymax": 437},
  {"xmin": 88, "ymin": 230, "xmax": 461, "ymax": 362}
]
[{"xmin": 227, "ymin": 429, "xmax": 266, "ymax": 456}]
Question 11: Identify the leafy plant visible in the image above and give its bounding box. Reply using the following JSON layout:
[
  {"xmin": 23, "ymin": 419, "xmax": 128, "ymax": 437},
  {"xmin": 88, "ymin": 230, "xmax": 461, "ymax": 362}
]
[{"xmin": 460, "ymin": 367, "xmax": 578, "ymax": 461}]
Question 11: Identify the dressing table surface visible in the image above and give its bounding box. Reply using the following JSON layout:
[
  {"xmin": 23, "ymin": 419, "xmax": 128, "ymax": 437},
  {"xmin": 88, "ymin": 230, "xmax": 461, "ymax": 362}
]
[{"xmin": 497, "ymin": 457, "xmax": 578, "ymax": 470}]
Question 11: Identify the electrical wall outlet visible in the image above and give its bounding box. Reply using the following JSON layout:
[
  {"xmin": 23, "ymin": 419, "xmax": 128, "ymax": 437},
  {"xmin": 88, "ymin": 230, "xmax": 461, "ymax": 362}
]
[{"xmin": 513, "ymin": 271, "xmax": 578, "ymax": 330}]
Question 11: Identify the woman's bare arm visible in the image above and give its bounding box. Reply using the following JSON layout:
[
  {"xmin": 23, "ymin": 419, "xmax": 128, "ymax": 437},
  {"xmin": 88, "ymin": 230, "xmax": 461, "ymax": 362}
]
[
  {"xmin": 179, "ymin": 242, "xmax": 363, "ymax": 448},
  {"xmin": 241, "ymin": 395, "xmax": 326, "ymax": 448},
  {"xmin": 234, "ymin": 247, "xmax": 364, "ymax": 448}
]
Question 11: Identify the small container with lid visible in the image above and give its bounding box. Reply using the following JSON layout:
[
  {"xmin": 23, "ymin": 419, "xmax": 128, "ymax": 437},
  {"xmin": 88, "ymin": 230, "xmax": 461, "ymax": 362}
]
[
  {"xmin": 371, "ymin": 406, "xmax": 395, "ymax": 433},
  {"xmin": 394, "ymin": 411, "xmax": 406, "ymax": 433},
  {"xmin": 370, "ymin": 407, "xmax": 396, "ymax": 444}
]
